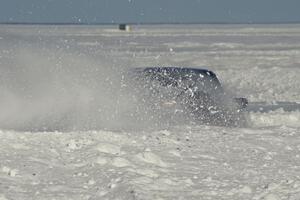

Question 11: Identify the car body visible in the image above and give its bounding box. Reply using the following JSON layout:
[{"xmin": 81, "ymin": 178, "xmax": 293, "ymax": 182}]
[{"xmin": 127, "ymin": 67, "xmax": 248, "ymax": 127}]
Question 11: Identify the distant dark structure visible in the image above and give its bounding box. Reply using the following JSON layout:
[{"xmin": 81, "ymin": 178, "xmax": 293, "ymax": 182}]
[{"xmin": 119, "ymin": 24, "xmax": 131, "ymax": 31}]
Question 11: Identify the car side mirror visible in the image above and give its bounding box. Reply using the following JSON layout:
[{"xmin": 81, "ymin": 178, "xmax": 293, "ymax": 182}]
[{"xmin": 234, "ymin": 98, "xmax": 248, "ymax": 109}]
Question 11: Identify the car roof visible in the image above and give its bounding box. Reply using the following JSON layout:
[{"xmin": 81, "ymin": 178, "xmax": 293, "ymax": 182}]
[
  {"xmin": 132, "ymin": 67, "xmax": 217, "ymax": 78},
  {"xmin": 129, "ymin": 67, "xmax": 223, "ymax": 92},
  {"xmin": 131, "ymin": 67, "xmax": 220, "ymax": 84}
]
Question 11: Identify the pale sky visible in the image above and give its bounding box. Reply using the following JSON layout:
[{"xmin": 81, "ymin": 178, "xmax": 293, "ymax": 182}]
[{"xmin": 1, "ymin": 0, "xmax": 300, "ymax": 24}]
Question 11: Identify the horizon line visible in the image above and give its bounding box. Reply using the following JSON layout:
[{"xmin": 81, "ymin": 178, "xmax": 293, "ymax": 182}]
[{"xmin": 1, "ymin": 21, "xmax": 300, "ymax": 26}]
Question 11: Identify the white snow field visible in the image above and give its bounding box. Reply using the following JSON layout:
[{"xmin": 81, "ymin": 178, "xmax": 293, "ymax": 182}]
[{"xmin": 0, "ymin": 24, "xmax": 300, "ymax": 199}]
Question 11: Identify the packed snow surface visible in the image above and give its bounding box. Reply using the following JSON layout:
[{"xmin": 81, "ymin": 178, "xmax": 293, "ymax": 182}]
[{"xmin": 0, "ymin": 24, "xmax": 300, "ymax": 199}]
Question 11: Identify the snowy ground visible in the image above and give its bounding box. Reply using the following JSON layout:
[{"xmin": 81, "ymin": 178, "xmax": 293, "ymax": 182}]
[{"xmin": 0, "ymin": 24, "xmax": 300, "ymax": 199}]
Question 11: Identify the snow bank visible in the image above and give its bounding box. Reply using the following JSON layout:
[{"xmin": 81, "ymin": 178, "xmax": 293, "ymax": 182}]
[
  {"xmin": 0, "ymin": 125, "xmax": 299, "ymax": 200},
  {"xmin": 250, "ymin": 110, "xmax": 300, "ymax": 128}
]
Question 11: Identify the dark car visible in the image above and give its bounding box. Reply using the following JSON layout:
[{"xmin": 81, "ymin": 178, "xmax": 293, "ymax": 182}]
[{"xmin": 127, "ymin": 67, "xmax": 248, "ymax": 127}]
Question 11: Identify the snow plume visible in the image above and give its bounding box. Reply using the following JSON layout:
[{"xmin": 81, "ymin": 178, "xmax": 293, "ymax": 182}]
[
  {"xmin": 0, "ymin": 42, "xmax": 248, "ymax": 131},
  {"xmin": 0, "ymin": 45, "xmax": 156, "ymax": 131}
]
